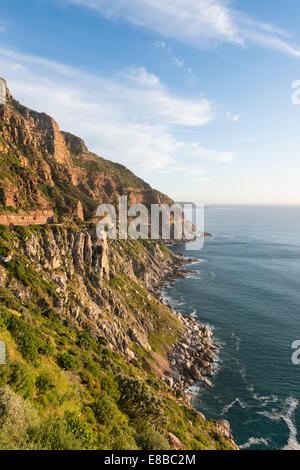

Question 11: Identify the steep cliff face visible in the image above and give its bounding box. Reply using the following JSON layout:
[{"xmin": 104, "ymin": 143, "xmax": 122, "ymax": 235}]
[
  {"xmin": 0, "ymin": 224, "xmax": 237, "ymax": 450},
  {"xmin": 0, "ymin": 80, "xmax": 172, "ymax": 222},
  {"xmin": 0, "ymin": 224, "xmax": 177, "ymax": 360}
]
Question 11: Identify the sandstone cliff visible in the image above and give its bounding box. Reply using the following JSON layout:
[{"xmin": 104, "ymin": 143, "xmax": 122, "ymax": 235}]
[{"xmin": 0, "ymin": 80, "xmax": 172, "ymax": 223}]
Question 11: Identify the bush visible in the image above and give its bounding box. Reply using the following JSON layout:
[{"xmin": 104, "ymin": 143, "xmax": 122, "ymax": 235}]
[
  {"xmin": 36, "ymin": 370, "xmax": 55, "ymax": 392},
  {"xmin": 92, "ymin": 396, "xmax": 118, "ymax": 426},
  {"xmin": 9, "ymin": 362, "xmax": 36, "ymax": 399},
  {"xmin": 2, "ymin": 312, "xmax": 52, "ymax": 362},
  {"xmin": 0, "ymin": 386, "xmax": 39, "ymax": 450},
  {"xmin": 117, "ymin": 375, "xmax": 167, "ymax": 427},
  {"xmin": 65, "ymin": 412, "xmax": 96, "ymax": 447},
  {"xmin": 57, "ymin": 351, "xmax": 80, "ymax": 371},
  {"xmin": 136, "ymin": 429, "xmax": 170, "ymax": 450},
  {"xmin": 33, "ymin": 417, "xmax": 83, "ymax": 450}
]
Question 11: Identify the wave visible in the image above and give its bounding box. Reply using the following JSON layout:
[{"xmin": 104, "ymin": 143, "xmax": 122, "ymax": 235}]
[
  {"xmin": 257, "ymin": 396, "xmax": 300, "ymax": 450},
  {"xmin": 231, "ymin": 332, "xmax": 241, "ymax": 351},
  {"xmin": 239, "ymin": 437, "xmax": 269, "ymax": 450},
  {"xmin": 221, "ymin": 397, "xmax": 249, "ymax": 415},
  {"xmin": 184, "ymin": 258, "xmax": 206, "ymax": 267},
  {"xmin": 202, "ymin": 322, "xmax": 215, "ymax": 332},
  {"xmin": 184, "ymin": 273, "xmax": 200, "ymax": 280},
  {"xmin": 252, "ymin": 393, "xmax": 279, "ymax": 406}
]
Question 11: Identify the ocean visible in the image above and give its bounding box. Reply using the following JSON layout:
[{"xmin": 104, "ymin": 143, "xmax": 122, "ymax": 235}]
[{"xmin": 163, "ymin": 205, "xmax": 300, "ymax": 450}]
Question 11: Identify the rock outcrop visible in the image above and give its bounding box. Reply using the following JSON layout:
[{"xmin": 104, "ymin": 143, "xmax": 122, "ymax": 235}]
[
  {"xmin": 0, "ymin": 81, "xmax": 172, "ymax": 222},
  {"xmin": 167, "ymin": 433, "xmax": 187, "ymax": 450}
]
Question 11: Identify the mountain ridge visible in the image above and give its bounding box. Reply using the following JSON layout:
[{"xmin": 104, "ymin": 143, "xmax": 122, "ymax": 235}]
[{"xmin": 0, "ymin": 80, "xmax": 172, "ymax": 224}]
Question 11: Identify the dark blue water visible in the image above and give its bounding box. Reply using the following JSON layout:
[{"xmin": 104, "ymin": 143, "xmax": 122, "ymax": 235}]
[{"xmin": 164, "ymin": 206, "xmax": 300, "ymax": 450}]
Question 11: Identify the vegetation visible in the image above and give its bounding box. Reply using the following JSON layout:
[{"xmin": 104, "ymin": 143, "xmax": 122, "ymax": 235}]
[
  {"xmin": 0, "ymin": 221, "xmax": 235, "ymax": 451},
  {"xmin": 72, "ymin": 154, "xmax": 150, "ymax": 190}
]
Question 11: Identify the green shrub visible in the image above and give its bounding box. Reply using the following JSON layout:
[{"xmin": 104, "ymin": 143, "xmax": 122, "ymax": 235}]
[
  {"xmin": 65, "ymin": 412, "xmax": 96, "ymax": 447},
  {"xmin": 117, "ymin": 375, "xmax": 167, "ymax": 427},
  {"xmin": 9, "ymin": 362, "xmax": 36, "ymax": 399},
  {"xmin": 33, "ymin": 417, "xmax": 83, "ymax": 450},
  {"xmin": 36, "ymin": 370, "xmax": 55, "ymax": 392},
  {"xmin": 3, "ymin": 313, "xmax": 51, "ymax": 362},
  {"xmin": 0, "ymin": 225, "xmax": 13, "ymax": 242},
  {"xmin": 0, "ymin": 386, "xmax": 39, "ymax": 450},
  {"xmin": 136, "ymin": 429, "xmax": 170, "ymax": 450},
  {"xmin": 57, "ymin": 351, "xmax": 80, "ymax": 371},
  {"xmin": 92, "ymin": 396, "xmax": 117, "ymax": 426}
]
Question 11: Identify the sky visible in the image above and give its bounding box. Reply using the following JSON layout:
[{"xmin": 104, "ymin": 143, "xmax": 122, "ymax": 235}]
[{"xmin": 1, "ymin": 0, "xmax": 300, "ymax": 204}]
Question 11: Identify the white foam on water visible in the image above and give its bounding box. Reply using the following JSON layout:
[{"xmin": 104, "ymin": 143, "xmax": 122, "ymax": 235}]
[
  {"xmin": 202, "ymin": 322, "xmax": 215, "ymax": 332},
  {"xmin": 184, "ymin": 258, "xmax": 206, "ymax": 267},
  {"xmin": 184, "ymin": 273, "xmax": 200, "ymax": 280},
  {"xmin": 257, "ymin": 397, "xmax": 300, "ymax": 450},
  {"xmin": 221, "ymin": 397, "xmax": 249, "ymax": 415},
  {"xmin": 231, "ymin": 332, "xmax": 241, "ymax": 351},
  {"xmin": 239, "ymin": 437, "xmax": 269, "ymax": 450},
  {"xmin": 252, "ymin": 393, "xmax": 279, "ymax": 406}
]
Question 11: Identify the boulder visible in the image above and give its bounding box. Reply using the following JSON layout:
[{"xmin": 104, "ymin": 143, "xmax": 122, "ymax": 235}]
[{"xmin": 203, "ymin": 378, "xmax": 213, "ymax": 388}]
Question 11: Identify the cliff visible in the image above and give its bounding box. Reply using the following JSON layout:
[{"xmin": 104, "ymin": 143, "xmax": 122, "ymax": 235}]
[
  {"xmin": 0, "ymin": 79, "xmax": 172, "ymax": 223},
  {"xmin": 0, "ymin": 80, "xmax": 237, "ymax": 450}
]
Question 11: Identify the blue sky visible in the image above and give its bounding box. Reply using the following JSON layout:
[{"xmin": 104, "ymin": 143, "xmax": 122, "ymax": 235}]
[{"xmin": 1, "ymin": 0, "xmax": 300, "ymax": 204}]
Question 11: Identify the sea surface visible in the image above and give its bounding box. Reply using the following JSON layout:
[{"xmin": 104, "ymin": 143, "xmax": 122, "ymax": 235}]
[{"xmin": 163, "ymin": 205, "xmax": 300, "ymax": 450}]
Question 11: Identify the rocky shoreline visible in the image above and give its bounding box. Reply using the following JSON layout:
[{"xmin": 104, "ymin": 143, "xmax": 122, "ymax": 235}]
[
  {"xmin": 153, "ymin": 252, "xmax": 218, "ymax": 393},
  {"xmin": 167, "ymin": 312, "xmax": 218, "ymax": 391},
  {"xmin": 156, "ymin": 250, "xmax": 238, "ymax": 449}
]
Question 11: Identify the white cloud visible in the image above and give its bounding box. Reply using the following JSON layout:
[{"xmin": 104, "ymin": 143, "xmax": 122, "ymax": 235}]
[
  {"xmin": 172, "ymin": 57, "xmax": 184, "ymax": 68},
  {"xmin": 232, "ymin": 113, "xmax": 242, "ymax": 122},
  {"xmin": 0, "ymin": 47, "xmax": 234, "ymax": 174},
  {"xmin": 188, "ymin": 142, "xmax": 235, "ymax": 162},
  {"xmin": 65, "ymin": 0, "xmax": 300, "ymax": 58},
  {"xmin": 122, "ymin": 66, "xmax": 161, "ymax": 88},
  {"xmin": 67, "ymin": 0, "xmax": 242, "ymax": 46},
  {"xmin": 227, "ymin": 111, "xmax": 242, "ymax": 122}
]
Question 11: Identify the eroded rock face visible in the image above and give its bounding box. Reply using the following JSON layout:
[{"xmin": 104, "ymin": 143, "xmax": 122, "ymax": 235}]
[
  {"xmin": 215, "ymin": 420, "xmax": 239, "ymax": 450},
  {"xmin": 1, "ymin": 226, "xmax": 180, "ymax": 362},
  {"xmin": 167, "ymin": 433, "xmax": 187, "ymax": 451},
  {"xmin": 0, "ymin": 81, "xmax": 173, "ymax": 221}
]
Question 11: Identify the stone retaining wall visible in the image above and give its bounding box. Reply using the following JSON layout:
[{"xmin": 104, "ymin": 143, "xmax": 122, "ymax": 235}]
[{"xmin": 0, "ymin": 210, "xmax": 54, "ymax": 226}]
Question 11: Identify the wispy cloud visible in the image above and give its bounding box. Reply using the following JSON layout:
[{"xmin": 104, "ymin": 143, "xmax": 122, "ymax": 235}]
[
  {"xmin": 65, "ymin": 0, "xmax": 300, "ymax": 58},
  {"xmin": 67, "ymin": 0, "xmax": 242, "ymax": 46},
  {"xmin": 155, "ymin": 40, "xmax": 198, "ymax": 84},
  {"xmin": 0, "ymin": 47, "xmax": 234, "ymax": 175},
  {"xmin": 226, "ymin": 111, "xmax": 242, "ymax": 123}
]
